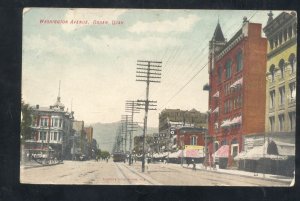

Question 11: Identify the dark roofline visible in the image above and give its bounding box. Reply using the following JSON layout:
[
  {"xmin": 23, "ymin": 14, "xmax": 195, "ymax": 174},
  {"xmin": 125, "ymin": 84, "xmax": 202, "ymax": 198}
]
[
  {"xmin": 263, "ymin": 11, "xmax": 295, "ymax": 32},
  {"xmin": 216, "ymin": 28, "xmax": 242, "ymax": 55}
]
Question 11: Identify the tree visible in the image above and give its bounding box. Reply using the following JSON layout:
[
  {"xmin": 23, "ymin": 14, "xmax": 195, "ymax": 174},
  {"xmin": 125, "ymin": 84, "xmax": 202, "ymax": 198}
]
[
  {"xmin": 100, "ymin": 150, "xmax": 110, "ymax": 159},
  {"xmin": 21, "ymin": 100, "xmax": 32, "ymax": 142}
]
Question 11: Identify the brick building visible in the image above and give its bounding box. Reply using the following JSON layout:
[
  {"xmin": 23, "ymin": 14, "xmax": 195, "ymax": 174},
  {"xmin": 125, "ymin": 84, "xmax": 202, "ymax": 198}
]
[
  {"xmin": 174, "ymin": 127, "xmax": 206, "ymax": 149},
  {"xmin": 206, "ymin": 18, "xmax": 267, "ymax": 166},
  {"xmin": 25, "ymin": 95, "xmax": 74, "ymax": 160}
]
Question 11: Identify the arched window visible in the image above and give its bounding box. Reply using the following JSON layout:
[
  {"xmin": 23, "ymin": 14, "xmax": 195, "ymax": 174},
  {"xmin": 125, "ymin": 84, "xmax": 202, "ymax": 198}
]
[
  {"xmin": 279, "ymin": 59, "xmax": 285, "ymax": 78},
  {"xmin": 225, "ymin": 59, "xmax": 232, "ymax": 79},
  {"xmin": 269, "ymin": 64, "xmax": 275, "ymax": 82},
  {"xmin": 236, "ymin": 50, "xmax": 243, "ymax": 72},
  {"xmin": 289, "ymin": 53, "xmax": 296, "ymax": 73},
  {"xmin": 218, "ymin": 66, "xmax": 222, "ymax": 82}
]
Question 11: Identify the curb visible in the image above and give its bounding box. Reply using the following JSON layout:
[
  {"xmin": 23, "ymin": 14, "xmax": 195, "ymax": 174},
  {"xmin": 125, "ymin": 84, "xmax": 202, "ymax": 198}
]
[
  {"xmin": 21, "ymin": 162, "xmax": 64, "ymax": 169},
  {"xmin": 182, "ymin": 166, "xmax": 292, "ymax": 184}
]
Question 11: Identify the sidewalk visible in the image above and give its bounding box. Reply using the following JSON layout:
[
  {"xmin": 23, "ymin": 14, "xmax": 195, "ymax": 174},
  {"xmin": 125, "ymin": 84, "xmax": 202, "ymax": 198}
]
[
  {"xmin": 181, "ymin": 163, "xmax": 293, "ymax": 184},
  {"xmin": 20, "ymin": 160, "xmax": 63, "ymax": 169}
]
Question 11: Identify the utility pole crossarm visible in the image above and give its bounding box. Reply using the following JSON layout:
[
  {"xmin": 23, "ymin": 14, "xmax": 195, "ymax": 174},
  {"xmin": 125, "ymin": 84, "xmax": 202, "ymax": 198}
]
[{"xmin": 135, "ymin": 59, "xmax": 162, "ymax": 172}]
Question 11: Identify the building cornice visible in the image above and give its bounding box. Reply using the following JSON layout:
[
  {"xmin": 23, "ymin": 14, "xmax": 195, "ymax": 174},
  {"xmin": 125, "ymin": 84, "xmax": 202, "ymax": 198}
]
[
  {"xmin": 267, "ymin": 37, "xmax": 297, "ymax": 59},
  {"xmin": 216, "ymin": 33, "xmax": 244, "ymax": 61}
]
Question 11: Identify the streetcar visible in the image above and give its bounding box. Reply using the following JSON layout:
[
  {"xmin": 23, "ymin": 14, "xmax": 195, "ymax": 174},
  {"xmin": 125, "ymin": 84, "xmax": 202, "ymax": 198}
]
[{"xmin": 112, "ymin": 152, "xmax": 126, "ymax": 162}]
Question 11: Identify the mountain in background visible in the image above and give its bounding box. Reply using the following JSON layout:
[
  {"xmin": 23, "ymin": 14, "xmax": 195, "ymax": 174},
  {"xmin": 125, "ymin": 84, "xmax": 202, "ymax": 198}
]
[{"xmin": 91, "ymin": 121, "xmax": 158, "ymax": 153}]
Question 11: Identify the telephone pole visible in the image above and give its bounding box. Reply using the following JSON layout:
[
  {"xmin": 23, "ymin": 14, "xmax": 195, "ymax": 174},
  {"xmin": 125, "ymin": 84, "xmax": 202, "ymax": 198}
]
[
  {"xmin": 125, "ymin": 100, "xmax": 140, "ymax": 165},
  {"xmin": 136, "ymin": 60, "xmax": 162, "ymax": 172},
  {"xmin": 121, "ymin": 115, "xmax": 131, "ymax": 153}
]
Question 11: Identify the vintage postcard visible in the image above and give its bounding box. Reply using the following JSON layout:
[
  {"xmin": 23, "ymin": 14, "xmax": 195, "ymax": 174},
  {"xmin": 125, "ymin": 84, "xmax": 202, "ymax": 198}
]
[{"xmin": 20, "ymin": 8, "xmax": 296, "ymax": 186}]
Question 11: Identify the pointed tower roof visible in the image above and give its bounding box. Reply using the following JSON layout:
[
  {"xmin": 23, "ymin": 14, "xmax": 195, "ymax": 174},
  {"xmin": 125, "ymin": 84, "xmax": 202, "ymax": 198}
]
[
  {"xmin": 212, "ymin": 21, "xmax": 225, "ymax": 42},
  {"xmin": 52, "ymin": 80, "xmax": 65, "ymax": 110},
  {"xmin": 267, "ymin": 11, "xmax": 274, "ymax": 25}
]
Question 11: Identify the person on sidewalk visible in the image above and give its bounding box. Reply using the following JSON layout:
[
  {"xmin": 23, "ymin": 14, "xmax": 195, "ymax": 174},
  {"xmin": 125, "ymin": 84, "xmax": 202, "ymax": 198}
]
[{"xmin": 192, "ymin": 159, "xmax": 196, "ymax": 171}]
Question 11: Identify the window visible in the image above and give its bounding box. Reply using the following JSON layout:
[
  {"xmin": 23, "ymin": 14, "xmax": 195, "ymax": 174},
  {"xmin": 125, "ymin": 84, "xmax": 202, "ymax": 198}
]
[
  {"xmin": 225, "ymin": 59, "xmax": 232, "ymax": 79},
  {"xmin": 289, "ymin": 112, "xmax": 296, "ymax": 131},
  {"xmin": 39, "ymin": 131, "xmax": 47, "ymax": 141},
  {"xmin": 40, "ymin": 118, "xmax": 48, "ymax": 127},
  {"xmin": 236, "ymin": 51, "xmax": 243, "ymax": 72},
  {"xmin": 54, "ymin": 118, "xmax": 58, "ymax": 127},
  {"xmin": 218, "ymin": 66, "xmax": 222, "ymax": 82},
  {"xmin": 269, "ymin": 116, "xmax": 275, "ymax": 132},
  {"xmin": 278, "ymin": 114, "xmax": 285, "ymax": 132},
  {"xmin": 190, "ymin": 136, "xmax": 197, "ymax": 145},
  {"xmin": 232, "ymin": 145, "xmax": 239, "ymax": 157},
  {"xmin": 289, "ymin": 82, "xmax": 296, "ymax": 100},
  {"xmin": 54, "ymin": 132, "xmax": 58, "ymax": 141},
  {"xmin": 289, "ymin": 53, "xmax": 296, "ymax": 73},
  {"xmin": 59, "ymin": 119, "xmax": 62, "ymax": 127},
  {"xmin": 269, "ymin": 65, "xmax": 275, "ymax": 82},
  {"xmin": 279, "ymin": 86, "xmax": 285, "ymax": 105},
  {"xmin": 279, "ymin": 59, "xmax": 285, "ymax": 79},
  {"xmin": 269, "ymin": 90, "xmax": 276, "ymax": 108}
]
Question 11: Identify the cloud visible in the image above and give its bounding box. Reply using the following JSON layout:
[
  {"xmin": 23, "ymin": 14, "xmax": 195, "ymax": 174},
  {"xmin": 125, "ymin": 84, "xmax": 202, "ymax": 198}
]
[
  {"xmin": 128, "ymin": 14, "xmax": 201, "ymax": 34},
  {"xmin": 82, "ymin": 35, "xmax": 181, "ymax": 53},
  {"xmin": 61, "ymin": 9, "xmax": 127, "ymax": 32}
]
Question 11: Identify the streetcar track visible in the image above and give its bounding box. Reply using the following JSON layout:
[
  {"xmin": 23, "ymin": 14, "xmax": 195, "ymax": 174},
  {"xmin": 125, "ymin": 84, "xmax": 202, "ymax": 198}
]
[
  {"xmin": 115, "ymin": 163, "xmax": 133, "ymax": 184},
  {"xmin": 121, "ymin": 163, "xmax": 156, "ymax": 185}
]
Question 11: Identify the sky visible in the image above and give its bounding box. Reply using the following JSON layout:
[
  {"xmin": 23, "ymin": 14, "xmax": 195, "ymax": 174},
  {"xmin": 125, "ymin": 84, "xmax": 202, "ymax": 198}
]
[{"xmin": 22, "ymin": 8, "xmax": 284, "ymax": 127}]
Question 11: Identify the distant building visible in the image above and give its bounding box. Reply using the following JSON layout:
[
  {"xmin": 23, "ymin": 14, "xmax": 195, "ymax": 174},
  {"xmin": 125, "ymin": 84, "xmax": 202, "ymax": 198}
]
[
  {"xmin": 84, "ymin": 126, "xmax": 94, "ymax": 144},
  {"xmin": 159, "ymin": 109, "xmax": 207, "ymax": 132},
  {"xmin": 25, "ymin": 94, "xmax": 74, "ymax": 160},
  {"xmin": 206, "ymin": 17, "xmax": 267, "ymax": 166},
  {"xmin": 72, "ymin": 120, "xmax": 88, "ymax": 159},
  {"xmin": 174, "ymin": 127, "xmax": 206, "ymax": 150}
]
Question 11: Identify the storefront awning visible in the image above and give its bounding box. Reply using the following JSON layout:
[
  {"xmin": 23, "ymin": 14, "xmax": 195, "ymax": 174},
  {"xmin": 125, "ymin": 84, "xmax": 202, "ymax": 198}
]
[
  {"xmin": 230, "ymin": 77, "xmax": 243, "ymax": 88},
  {"xmin": 212, "ymin": 107, "xmax": 219, "ymax": 113},
  {"xmin": 168, "ymin": 150, "xmax": 183, "ymax": 158},
  {"xmin": 234, "ymin": 141, "xmax": 289, "ymax": 161},
  {"xmin": 220, "ymin": 119, "xmax": 231, "ymax": 127},
  {"xmin": 231, "ymin": 116, "xmax": 242, "ymax": 125},
  {"xmin": 213, "ymin": 145, "xmax": 229, "ymax": 158},
  {"xmin": 213, "ymin": 91, "xmax": 219, "ymax": 98}
]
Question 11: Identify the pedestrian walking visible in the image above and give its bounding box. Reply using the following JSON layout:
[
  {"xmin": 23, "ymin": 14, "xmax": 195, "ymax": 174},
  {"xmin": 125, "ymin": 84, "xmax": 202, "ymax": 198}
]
[{"xmin": 192, "ymin": 159, "xmax": 196, "ymax": 171}]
